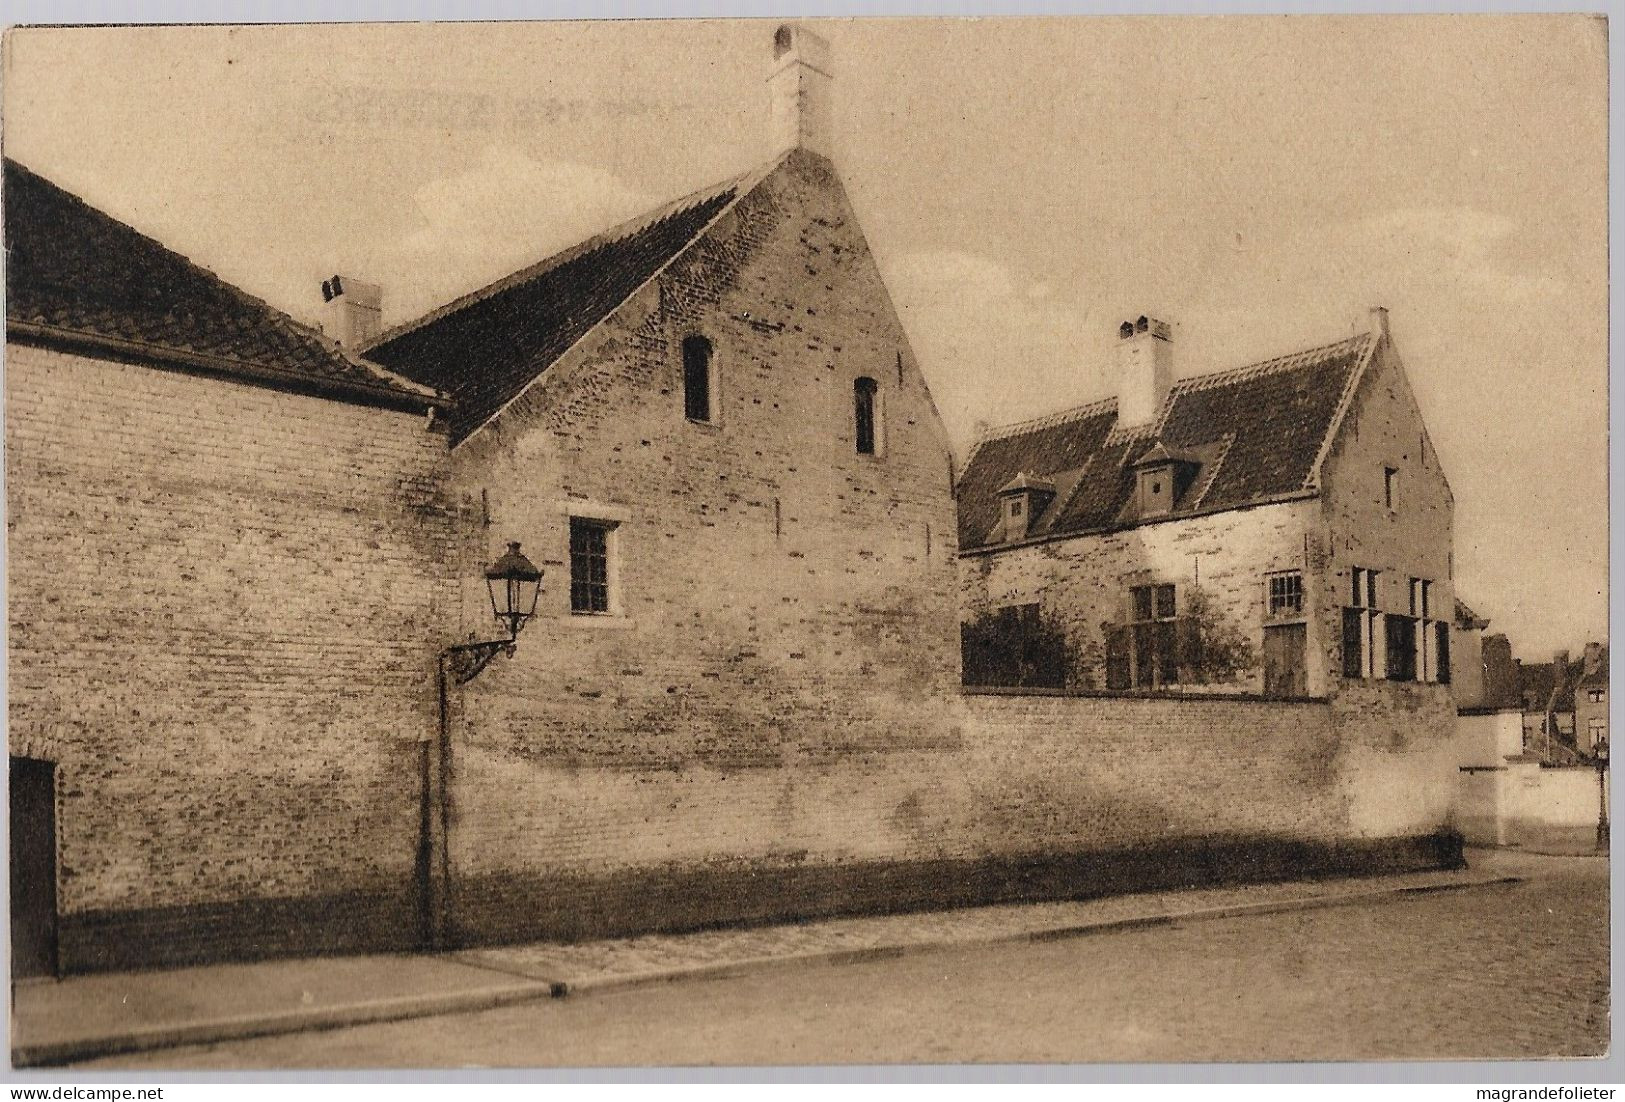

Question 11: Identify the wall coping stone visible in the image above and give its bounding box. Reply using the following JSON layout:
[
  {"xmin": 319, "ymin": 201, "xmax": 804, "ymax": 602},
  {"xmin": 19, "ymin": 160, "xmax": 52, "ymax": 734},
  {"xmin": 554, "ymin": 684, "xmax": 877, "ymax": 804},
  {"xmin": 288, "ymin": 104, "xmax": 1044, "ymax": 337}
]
[{"xmin": 961, "ymin": 685, "xmax": 1330, "ymax": 706}]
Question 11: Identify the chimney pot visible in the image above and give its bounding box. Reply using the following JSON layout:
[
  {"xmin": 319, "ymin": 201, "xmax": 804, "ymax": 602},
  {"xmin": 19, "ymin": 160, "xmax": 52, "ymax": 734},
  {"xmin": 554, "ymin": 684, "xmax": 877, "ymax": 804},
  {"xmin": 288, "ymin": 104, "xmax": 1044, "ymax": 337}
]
[
  {"xmin": 1115, "ymin": 314, "xmax": 1175, "ymax": 430},
  {"xmin": 321, "ymin": 274, "xmax": 383, "ymax": 348},
  {"xmin": 1369, "ymin": 305, "xmax": 1390, "ymax": 339},
  {"xmin": 767, "ymin": 23, "xmax": 834, "ymax": 159}
]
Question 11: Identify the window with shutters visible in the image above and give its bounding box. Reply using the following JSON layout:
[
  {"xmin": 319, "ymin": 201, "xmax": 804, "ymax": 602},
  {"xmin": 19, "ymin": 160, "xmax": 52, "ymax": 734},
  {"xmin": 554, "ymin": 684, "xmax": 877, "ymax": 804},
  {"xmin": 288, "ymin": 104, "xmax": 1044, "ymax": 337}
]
[
  {"xmin": 1386, "ymin": 612, "xmax": 1417, "ymax": 682},
  {"xmin": 1407, "ymin": 576, "xmax": 1440, "ymax": 683}
]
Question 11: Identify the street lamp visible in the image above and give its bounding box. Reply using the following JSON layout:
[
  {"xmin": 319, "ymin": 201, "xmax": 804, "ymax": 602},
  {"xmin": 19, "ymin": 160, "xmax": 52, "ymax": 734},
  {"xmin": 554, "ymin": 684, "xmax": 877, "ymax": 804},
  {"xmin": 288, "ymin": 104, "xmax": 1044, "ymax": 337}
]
[
  {"xmin": 424, "ymin": 540, "xmax": 544, "ymax": 949},
  {"xmin": 1595, "ymin": 737, "xmax": 1609, "ymax": 851},
  {"xmin": 444, "ymin": 541, "xmax": 543, "ymax": 685}
]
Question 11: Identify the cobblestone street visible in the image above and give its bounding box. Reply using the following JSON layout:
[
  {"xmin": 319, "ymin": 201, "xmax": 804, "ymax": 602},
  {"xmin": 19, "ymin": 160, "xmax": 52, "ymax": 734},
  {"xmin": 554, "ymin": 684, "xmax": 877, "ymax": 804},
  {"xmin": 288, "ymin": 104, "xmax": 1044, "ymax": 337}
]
[{"xmin": 82, "ymin": 853, "xmax": 1608, "ymax": 1068}]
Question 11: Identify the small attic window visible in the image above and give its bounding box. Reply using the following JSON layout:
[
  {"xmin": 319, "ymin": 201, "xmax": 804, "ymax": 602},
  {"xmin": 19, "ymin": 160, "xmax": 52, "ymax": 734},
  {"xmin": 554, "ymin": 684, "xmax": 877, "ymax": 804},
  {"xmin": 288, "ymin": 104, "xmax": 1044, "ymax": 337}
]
[
  {"xmin": 1137, "ymin": 465, "xmax": 1175, "ymax": 517},
  {"xmin": 1384, "ymin": 466, "xmax": 1399, "ymax": 510}
]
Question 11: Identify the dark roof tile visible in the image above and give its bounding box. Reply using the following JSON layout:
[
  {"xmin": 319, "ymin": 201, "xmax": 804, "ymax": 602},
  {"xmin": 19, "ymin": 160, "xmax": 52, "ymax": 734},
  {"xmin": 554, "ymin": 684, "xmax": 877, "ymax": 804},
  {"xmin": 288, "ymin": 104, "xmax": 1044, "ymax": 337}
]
[
  {"xmin": 364, "ymin": 158, "xmax": 784, "ymax": 442},
  {"xmin": 4, "ymin": 159, "xmax": 435, "ymax": 408},
  {"xmin": 958, "ymin": 334, "xmax": 1374, "ymax": 550}
]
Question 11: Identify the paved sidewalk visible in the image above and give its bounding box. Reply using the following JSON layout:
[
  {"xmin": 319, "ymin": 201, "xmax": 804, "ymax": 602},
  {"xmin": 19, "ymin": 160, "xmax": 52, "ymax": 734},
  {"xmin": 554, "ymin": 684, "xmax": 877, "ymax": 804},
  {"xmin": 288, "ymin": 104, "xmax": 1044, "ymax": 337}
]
[{"xmin": 12, "ymin": 854, "xmax": 1531, "ymax": 1068}]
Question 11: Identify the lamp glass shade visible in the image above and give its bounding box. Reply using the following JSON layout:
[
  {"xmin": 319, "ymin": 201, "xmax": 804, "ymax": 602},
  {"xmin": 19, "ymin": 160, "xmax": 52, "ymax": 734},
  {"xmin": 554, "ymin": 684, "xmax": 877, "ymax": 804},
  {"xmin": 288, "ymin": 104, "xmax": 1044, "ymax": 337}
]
[{"xmin": 484, "ymin": 542, "xmax": 543, "ymax": 633}]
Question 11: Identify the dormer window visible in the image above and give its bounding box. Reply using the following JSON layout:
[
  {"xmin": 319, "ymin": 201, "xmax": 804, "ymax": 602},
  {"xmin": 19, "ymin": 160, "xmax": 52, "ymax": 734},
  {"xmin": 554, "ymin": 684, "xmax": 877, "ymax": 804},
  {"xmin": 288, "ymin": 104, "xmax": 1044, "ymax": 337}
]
[
  {"xmin": 1130, "ymin": 442, "xmax": 1200, "ymax": 520},
  {"xmin": 1137, "ymin": 464, "xmax": 1176, "ymax": 517},
  {"xmin": 995, "ymin": 472, "xmax": 1056, "ymax": 542}
]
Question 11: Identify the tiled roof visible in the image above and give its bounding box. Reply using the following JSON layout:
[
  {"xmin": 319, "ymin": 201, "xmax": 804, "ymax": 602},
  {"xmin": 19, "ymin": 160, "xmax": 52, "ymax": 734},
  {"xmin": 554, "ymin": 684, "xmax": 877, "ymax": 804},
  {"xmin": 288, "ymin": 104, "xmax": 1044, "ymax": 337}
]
[
  {"xmin": 4, "ymin": 158, "xmax": 437, "ymax": 410},
  {"xmin": 958, "ymin": 333, "xmax": 1376, "ymax": 551},
  {"xmin": 1518, "ymin": 660, "xmax": 1578, "ymax": 714},
  {"xmin": 1454, "ymin": 598, "xmax": 1489, "ymax": 630},
  {"xmin": 364, "ymin": 157, "xmax": 784, "ymax": 442},
  {"xmin": 1578, "ymin": 645, "xmax": 1609, "ymax": 689}
]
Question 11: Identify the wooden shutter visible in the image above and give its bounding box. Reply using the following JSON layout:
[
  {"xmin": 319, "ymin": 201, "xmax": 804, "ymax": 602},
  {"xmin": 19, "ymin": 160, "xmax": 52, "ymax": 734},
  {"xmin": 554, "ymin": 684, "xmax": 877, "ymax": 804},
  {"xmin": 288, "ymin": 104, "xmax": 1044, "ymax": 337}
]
[
  {"xmin": 1105, "ymin": 624, "xmax": 1131, "ymax": 690},
  {"xmin": 1341, "ymin": 608, "xmax": 1363, "ymax": 679}
]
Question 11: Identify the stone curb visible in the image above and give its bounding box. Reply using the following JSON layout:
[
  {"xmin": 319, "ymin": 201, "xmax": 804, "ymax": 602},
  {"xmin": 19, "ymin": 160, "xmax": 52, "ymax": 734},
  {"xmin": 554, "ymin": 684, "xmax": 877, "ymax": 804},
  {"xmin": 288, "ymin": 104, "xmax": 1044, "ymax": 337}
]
[
  {"xmin": 13, "ymin": 873, "xmax": 1523, "ymax": 1067},
  {"xmin": 11, "ymin": 980, "xmax": 563, "ymax": 1069}
]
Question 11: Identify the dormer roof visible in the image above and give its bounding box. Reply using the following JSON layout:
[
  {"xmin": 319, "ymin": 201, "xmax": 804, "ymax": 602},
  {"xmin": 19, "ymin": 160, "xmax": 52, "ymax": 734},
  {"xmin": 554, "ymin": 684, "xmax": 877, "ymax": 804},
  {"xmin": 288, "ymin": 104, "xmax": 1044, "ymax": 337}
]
[
  {"xmin": 957, "ymin": 331, "xmax": 1377, "ymax": 551},
  {"xmin": 997, "ymin": 471, "xmax": 1057, "ymax": 496}
]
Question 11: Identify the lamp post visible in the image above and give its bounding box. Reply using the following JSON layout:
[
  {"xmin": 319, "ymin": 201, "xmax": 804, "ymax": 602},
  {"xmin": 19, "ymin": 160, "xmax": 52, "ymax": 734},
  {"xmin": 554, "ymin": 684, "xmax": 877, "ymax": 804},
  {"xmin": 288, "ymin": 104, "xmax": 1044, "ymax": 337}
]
[
  {"xmin": 1595, "ymin": 737, "xmax": 1609, "ymax": 851},
  {"xmin": 423, "ymin": 542, "xmax": 543, "ymax": 949}
]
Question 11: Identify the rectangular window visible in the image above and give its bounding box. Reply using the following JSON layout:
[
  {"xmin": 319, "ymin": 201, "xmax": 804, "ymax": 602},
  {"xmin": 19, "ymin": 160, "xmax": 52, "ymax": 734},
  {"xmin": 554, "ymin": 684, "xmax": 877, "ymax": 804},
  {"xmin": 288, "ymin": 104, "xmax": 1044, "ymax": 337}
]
[
  {"xmin": 683, "ymin": 336, "xmax": 713, "ymax": 423},
  {"xmin": 1386, "ymin": 614, "xmax": 1417, "ymax": 681},
  {"xmin": 1266, "ymin": 570, "xmax": 1304, "ymax": 618},
  {"xmin": 1588, "ymin": 689, "xmax": 1605, "ymax": 703},
  {"xmin": 1127, "ymin": 584, "xmax": 1178, "ymax": 690},
  {"xmin": 1384, "ymin": 466, "xmax": 1399, "ymax": 510},
  {"xmin": 569, "ymin": 518, "xmax": 615, "ymax": 614},
  {"xmin": 1408, "ymin": 576, "xmax": 1440, "ymax": 681},
  {"xmin": 854, "ymin": 377, "xmax": 879, "ymax": 456}
]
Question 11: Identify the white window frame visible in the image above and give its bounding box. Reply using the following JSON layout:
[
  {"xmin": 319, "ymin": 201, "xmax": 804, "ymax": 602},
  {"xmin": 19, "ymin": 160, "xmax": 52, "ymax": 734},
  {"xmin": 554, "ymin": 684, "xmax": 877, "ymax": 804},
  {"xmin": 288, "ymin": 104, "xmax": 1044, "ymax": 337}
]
[
  {"xmin": 1265, "ymin": 569, "xmax": 1305, "ymax": 621},
  {"xmin": 558, "ymin": 501, "xmax": 632, "ymax": 627}
]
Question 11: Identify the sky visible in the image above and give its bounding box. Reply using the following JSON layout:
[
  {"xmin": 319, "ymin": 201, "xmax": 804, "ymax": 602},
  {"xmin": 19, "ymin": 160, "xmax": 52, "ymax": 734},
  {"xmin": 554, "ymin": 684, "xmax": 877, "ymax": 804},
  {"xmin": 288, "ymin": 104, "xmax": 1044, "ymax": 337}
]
[{"xmin": 2, "ymin": 16, "xmax": 1608, "ymax": 658}]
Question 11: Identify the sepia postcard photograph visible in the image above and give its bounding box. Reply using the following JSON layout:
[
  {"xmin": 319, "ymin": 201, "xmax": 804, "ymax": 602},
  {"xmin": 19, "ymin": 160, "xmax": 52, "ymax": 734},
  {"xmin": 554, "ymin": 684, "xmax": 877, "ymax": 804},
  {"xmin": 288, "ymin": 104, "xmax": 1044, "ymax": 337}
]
[{"xmin": 0, "ymin": 10, "xmax": 1612, "ymax": 1078}]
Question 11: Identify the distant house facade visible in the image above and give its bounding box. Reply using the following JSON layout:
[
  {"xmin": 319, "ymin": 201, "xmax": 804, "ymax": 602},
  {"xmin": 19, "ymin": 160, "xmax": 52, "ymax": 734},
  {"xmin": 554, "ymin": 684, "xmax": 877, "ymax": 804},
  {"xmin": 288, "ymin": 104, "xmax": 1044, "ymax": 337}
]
[
  {"xmin": 1518, "ymin": 652, "xmax": 1580, "ymax": 757},
  {"xmin": 1574, "ymin": 642, "xmax": 1608, "ymax": 755},
  {"xmin": 1516, "ymin": 643, "xmax": 1608, "ymax": 759},
  {"xmin": 958, "ymin": 309, "xmax": 1458, "ymax": 714}
]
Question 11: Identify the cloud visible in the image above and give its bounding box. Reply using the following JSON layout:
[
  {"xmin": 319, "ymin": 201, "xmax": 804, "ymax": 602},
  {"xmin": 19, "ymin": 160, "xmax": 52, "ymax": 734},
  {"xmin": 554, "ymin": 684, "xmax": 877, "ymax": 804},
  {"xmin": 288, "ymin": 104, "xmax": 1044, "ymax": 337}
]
[
  {"xmin": 1346, "ymin": 206, "xmax": 1565, "ymax": 304},
  {"xmin": 883, "ymin": 249, "xmax": 1102, "ymax": 455},
  {"xmin": 386, "ymin": 146, "xmax": 658, "ymax": 312}
]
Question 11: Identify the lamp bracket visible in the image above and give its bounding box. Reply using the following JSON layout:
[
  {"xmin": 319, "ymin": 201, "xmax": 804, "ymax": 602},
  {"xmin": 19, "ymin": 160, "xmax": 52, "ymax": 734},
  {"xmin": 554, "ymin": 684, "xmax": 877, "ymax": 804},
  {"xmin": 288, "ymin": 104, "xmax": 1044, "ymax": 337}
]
[{"xmin": 443, "ymin": 636, "xmax": 517, "ymax": 686}]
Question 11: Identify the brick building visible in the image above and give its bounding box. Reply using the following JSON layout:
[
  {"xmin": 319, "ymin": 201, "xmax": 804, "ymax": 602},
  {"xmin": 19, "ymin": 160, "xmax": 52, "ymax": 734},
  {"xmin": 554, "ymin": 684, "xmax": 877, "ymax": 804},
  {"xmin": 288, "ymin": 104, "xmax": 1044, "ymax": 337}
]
[
  {"xmin": 358, "ymin": 25, "xmax": 965, "ymax": 947},
  {"xmin": 957, "ymin": 310, "xmax": 1461, "ymax": 824},
  {"xmin": 960, "ymin": 310, "xmax": 1457, "ymax": 703},
  {"xmin": 4, "ymin": 158, "xmax": 456, "ymax": 976},
  {"xmin": 8, "ymin": 25, "xmax": 1463, "ymax": 976}
]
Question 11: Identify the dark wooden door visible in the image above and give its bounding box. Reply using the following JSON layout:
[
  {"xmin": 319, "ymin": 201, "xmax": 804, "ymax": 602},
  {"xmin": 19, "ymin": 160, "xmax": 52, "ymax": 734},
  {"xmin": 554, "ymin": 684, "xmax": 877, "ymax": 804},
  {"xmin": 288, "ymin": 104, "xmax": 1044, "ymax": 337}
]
[
  {"xmin": 10, "ymin": 756, "xmax": 59, "ymax": 979},
  {"xmin": 1263, "ymin": 624, "xmax": 1308, "ymax": 699}
]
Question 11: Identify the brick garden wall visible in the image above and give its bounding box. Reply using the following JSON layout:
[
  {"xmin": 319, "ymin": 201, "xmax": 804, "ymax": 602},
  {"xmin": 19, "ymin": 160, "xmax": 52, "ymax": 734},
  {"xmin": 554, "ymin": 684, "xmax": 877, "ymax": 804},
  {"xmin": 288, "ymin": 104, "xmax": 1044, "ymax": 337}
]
[
  {"xmin": 6, "ymin": 342, "xmax": 459, "ymax": 971},
  {"xmin": 439, "ymin": 689, "xmax": 1458, "ymax": 946}
]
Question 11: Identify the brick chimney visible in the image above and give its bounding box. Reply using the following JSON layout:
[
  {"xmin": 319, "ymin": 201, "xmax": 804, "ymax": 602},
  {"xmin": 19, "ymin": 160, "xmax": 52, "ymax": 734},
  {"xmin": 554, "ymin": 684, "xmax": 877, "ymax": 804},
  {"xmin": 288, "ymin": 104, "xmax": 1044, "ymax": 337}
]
[
  {"xmin": 768, "ymin": 24, "xmax": 834, "ymax": 159},
  {"xmin": 321, "ymin": 275, "xmax": 382, "ymax": 348},
  {"xmin": 1584, "ymin": 641, "xmax": 1604, "ymax": 674},
  {"xmin": 1115, "ymin": 315, "xmax": 1174, "ymax": 430}
]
